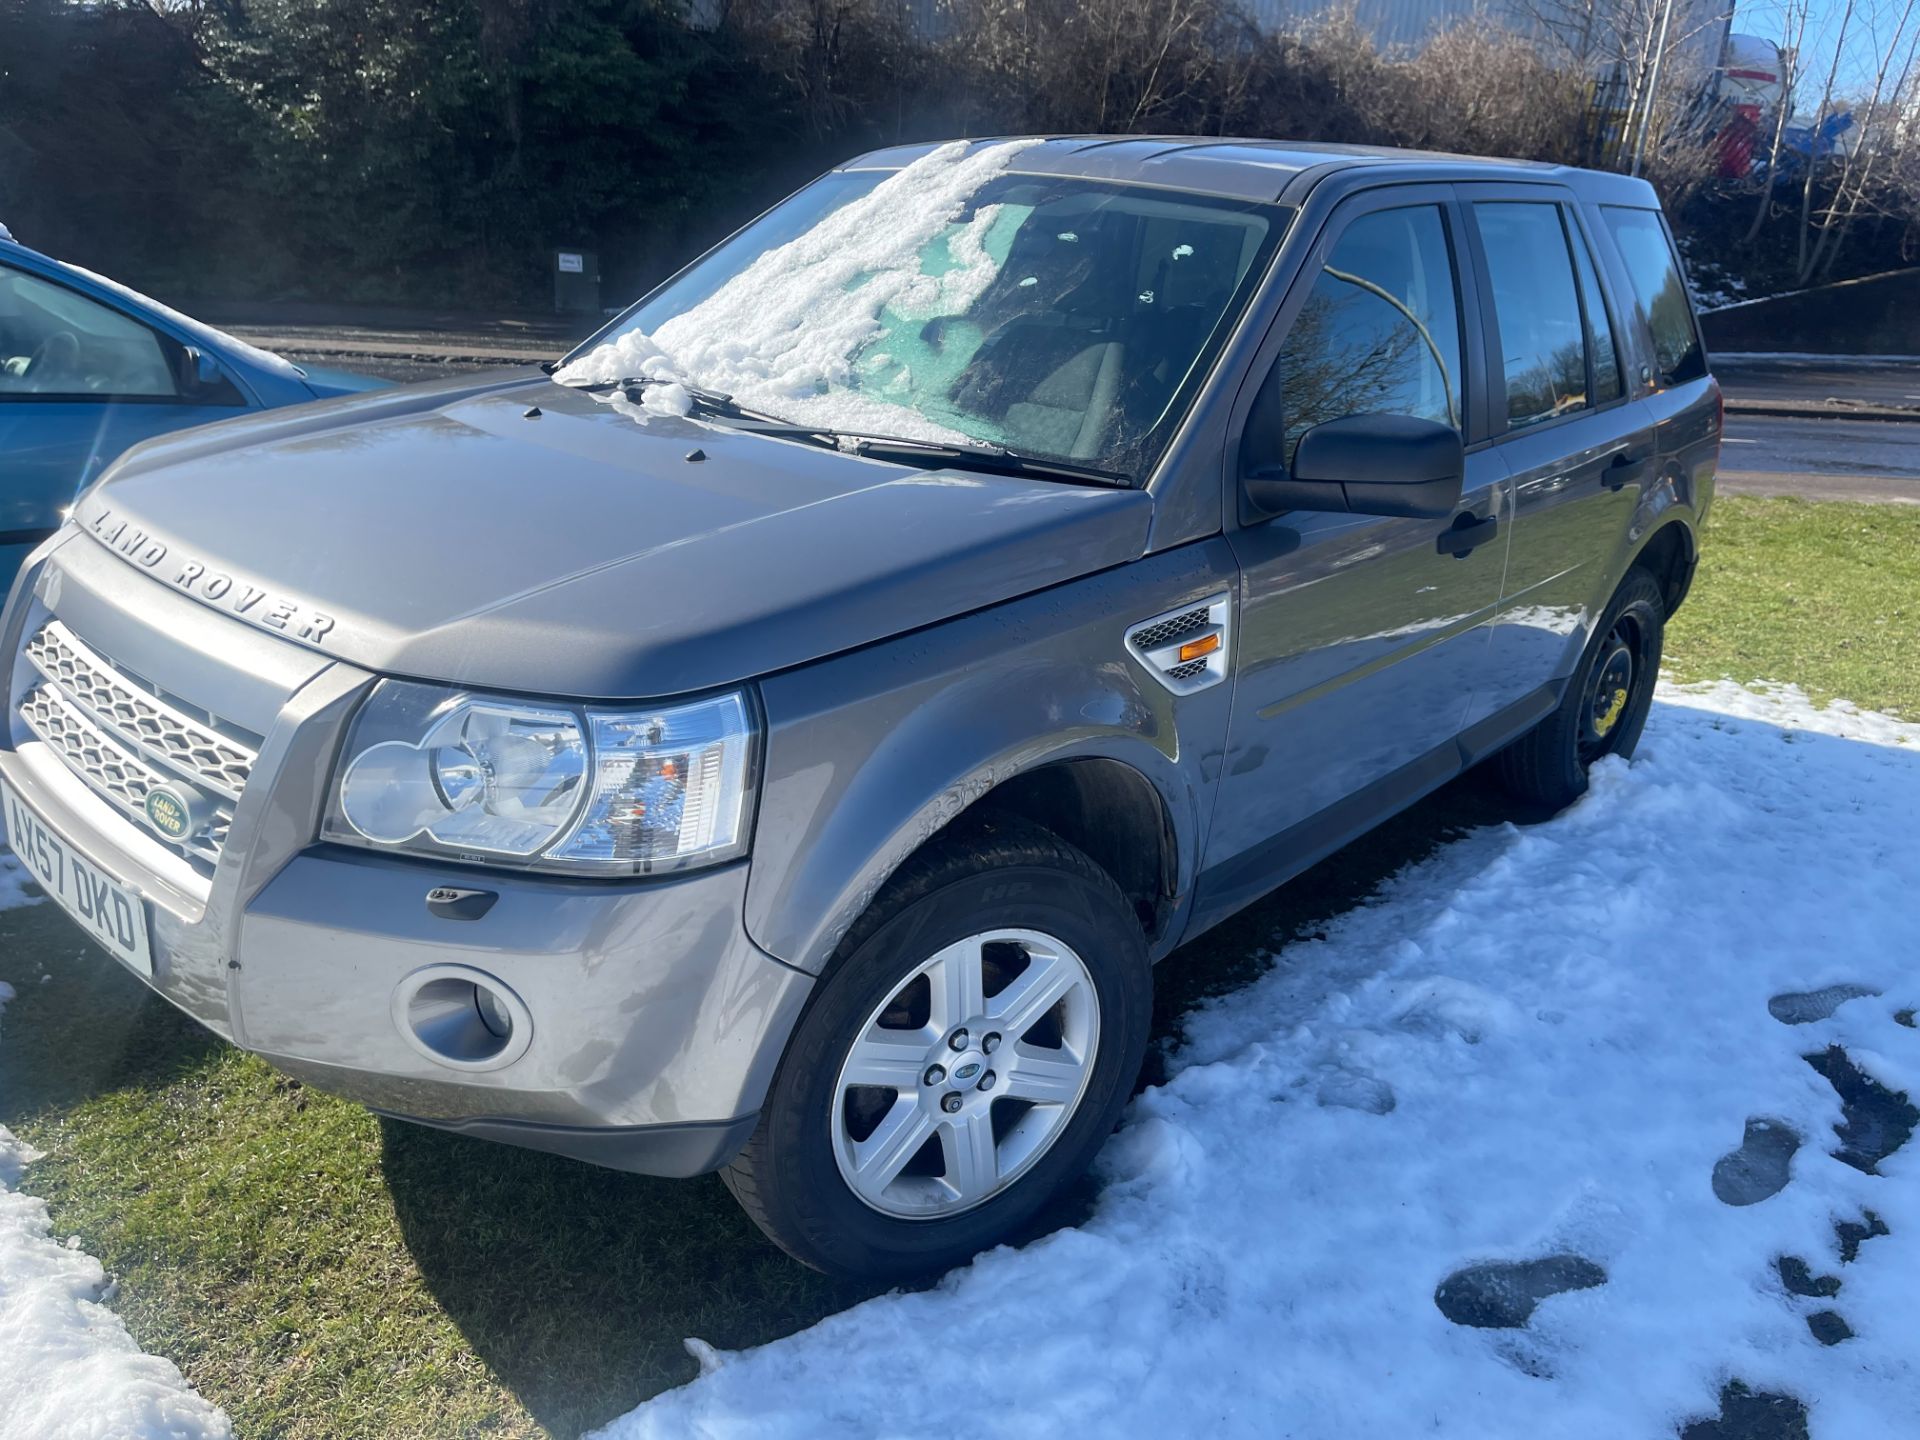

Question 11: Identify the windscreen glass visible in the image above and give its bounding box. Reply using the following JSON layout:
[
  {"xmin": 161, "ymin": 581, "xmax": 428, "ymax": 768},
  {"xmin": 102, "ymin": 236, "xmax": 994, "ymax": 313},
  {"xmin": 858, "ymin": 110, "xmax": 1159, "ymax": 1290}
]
[{"xmin": 561, "ymin": 141, "xmax": 1285, "ymax": 479}]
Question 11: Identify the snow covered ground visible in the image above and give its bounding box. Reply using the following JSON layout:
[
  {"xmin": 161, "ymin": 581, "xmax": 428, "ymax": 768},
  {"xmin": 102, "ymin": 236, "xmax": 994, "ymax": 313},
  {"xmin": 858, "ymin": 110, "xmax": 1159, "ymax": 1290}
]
[
  {"xmin": 601, "ymin": 681, "xmax": 1920, "ymax": 1440},
  {"xmin": 0, "ymin": 862, "xmax": 231, "ymax": 1440}
]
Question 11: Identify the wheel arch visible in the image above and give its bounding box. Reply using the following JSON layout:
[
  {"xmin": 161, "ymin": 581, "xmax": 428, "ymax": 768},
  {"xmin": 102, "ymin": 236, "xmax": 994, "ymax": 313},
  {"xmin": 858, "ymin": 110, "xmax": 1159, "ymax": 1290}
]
[
  {"xmin": 960, "ymin": 755, "xmax": 1179, "ymax": 939},
  {"xmin": 1628, "ymin": 516, "xmax": 1698, "ymax": 616},
  {"xmin": 751, "ymin": 731, "xmax": 1199, "ymax": 979}
]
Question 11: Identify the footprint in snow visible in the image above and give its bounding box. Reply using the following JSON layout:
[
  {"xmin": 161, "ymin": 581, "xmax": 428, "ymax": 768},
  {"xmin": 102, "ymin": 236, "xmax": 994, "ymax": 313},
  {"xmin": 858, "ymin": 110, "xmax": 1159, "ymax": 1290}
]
[
  {"xmin": 1433, "ymin": 1254, "xmax": 1606, "ymax": 1329},
  {"xmin": 1678, "ymin": 1381, "xmax": 1809, "ymax": 1440},
  {"xmin": 1313, "ymin": 1065, "xmax": 1396, "ymax": 1115},
  {"xmin": 1766, "ymin": 983, "xmax": 1880, "ymax": 1025},
  {"xmin": 1711, "ymin": 1118, "xmax": 1800, "ymax": 1206},
  {"xmin": 1776, "ymin": 1256, "xmax": 1854, "ymax": 1346},
  {"xmin": 1775, "ymin": 1255, "xmax": 1840, "ymax": 1298},
  {"xmin": 1836, "ymin": 1209, "xmax": 1888, "ymax": 1263},
  {"xmin": 1767, "ymin": 1212, "xmax": 1888, "ymax": 1354},
  {"xmin": 1805, "ymin": 1310, "xmax": 1853, "ymax": 1345},
  {"xmin": 1804, "ymin": 1046, "xmax": 1918, "ymax": 1175}
]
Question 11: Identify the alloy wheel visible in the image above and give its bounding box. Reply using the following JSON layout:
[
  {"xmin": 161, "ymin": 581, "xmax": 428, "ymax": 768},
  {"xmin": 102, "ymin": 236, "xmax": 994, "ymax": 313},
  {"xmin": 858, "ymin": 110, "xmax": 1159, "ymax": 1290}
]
[{"xmin": 830, "ymin": 928, "xmax": 1100, "ymax": 1219}]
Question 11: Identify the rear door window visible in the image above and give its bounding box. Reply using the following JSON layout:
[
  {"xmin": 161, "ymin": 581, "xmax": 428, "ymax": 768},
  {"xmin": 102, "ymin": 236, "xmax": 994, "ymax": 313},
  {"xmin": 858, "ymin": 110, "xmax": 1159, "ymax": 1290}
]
[
  {"xmin": 1269, "ymin": 205, "xmax": 1464, "ymax": 464},
  {"xmin": 1473, "ymin": 202, "xmax": 1589, "ymax": 429},
  {"xmin": 1569, "ymin": 220, "xmax": 1623, "ymax": 404},
  {"xmin": 1600, "ymin": 206, "xmax": 1707, "ymax": 387}
]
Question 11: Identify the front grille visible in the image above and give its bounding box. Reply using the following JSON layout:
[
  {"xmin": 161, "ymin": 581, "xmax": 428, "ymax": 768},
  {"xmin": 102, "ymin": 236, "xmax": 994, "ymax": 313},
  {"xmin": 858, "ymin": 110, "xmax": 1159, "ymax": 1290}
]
[
  {"xmin": 1128, "ymin": 605, "xmax": 1209, "ymax": 652},
  {"xmin": 16, "ymin": 620, "xmax": 258, "ymax": 868}
]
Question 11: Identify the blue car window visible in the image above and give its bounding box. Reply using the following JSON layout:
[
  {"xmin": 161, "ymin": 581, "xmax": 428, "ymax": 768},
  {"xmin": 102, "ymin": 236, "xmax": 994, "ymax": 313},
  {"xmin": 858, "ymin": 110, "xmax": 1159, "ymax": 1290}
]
[{"xmin": 0, "ymin": 263, "xmax": 181, "ymax": 399}]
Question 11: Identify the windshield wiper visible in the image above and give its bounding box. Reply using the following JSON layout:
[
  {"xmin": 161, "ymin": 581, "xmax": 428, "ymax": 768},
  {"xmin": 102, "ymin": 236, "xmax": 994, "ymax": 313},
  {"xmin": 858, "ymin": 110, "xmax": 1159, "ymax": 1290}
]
[
  {"xmin": 574, "ymin": 375, "xmax": 797, "ymax": 425},
  {"xmin": 856, "ymin": 436, "xmax": 1132, "ymax": 488},
  {"xmin": 718, "ymin": 421, "xmax": 1134, "ymax": 488},
  {"xmin": 562, "ymin": 375, "xmax": 1132, "ymax": 488}
]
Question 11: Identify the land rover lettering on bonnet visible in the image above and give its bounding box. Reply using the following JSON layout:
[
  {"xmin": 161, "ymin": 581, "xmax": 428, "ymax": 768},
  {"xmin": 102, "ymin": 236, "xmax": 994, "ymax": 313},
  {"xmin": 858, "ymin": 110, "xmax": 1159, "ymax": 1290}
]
[
  {"xmin": 86, "ymin": 504, "xmax": 337, "ymax": 644},
  {"xmin": 0, "ymin": 138, "xmax": 1717, "ymax": 1278}
]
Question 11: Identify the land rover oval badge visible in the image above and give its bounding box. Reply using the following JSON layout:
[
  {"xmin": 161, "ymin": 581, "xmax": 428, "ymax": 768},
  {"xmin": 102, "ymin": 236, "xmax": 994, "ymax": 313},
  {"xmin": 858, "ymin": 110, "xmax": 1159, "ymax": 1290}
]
[{"xmin": 144, "ymin": 787, "xmax": 193, "ymax": 840}]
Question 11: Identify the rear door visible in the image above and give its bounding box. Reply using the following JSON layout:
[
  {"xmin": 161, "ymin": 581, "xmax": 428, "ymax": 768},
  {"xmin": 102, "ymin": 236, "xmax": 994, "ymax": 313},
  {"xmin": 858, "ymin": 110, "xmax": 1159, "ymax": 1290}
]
[
  {"xmin": 1196, "ymin": 185, "xmax": 1511, "ymax": 926},
  {"xmin": 1460, "ymin": 184, "xmax": 1652, "ymax": 725},
  {"xmin": 1593, "ymin": 203, "xmax": 1722, "ymax": 517}
]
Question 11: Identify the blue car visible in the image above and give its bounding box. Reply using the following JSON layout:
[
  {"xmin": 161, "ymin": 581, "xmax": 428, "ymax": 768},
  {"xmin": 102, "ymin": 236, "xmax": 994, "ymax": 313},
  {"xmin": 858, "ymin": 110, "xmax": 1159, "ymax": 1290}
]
[{"xmin": 0, "ymin": 227, "xmax": 380, "ymax": 585}]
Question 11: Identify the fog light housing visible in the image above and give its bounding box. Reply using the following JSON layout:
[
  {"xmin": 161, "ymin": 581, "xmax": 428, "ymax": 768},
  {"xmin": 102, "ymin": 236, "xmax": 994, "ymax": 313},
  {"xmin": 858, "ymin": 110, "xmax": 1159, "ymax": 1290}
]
[{"xmin": 392, "ymin": 965, "xmax": 533, "ymax": 1071}]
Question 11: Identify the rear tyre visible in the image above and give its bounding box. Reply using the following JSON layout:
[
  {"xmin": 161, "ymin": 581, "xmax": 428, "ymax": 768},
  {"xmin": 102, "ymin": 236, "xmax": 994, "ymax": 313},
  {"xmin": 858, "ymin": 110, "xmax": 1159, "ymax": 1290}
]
[
  {"xmin": 1495, "ymin": 565, "xmax": 1665, "ymax": 811},
  {"xmin": 722, "ymin": 814, "xmax": 1152, "ymax": 1280}
]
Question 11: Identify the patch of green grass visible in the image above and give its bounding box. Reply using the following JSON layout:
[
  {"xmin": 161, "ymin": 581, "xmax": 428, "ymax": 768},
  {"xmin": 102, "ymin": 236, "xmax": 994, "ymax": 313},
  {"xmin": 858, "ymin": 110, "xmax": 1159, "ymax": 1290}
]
[{"xmin": 1664, "ymin": 496, "xmax": 1920, "ymax": 716}]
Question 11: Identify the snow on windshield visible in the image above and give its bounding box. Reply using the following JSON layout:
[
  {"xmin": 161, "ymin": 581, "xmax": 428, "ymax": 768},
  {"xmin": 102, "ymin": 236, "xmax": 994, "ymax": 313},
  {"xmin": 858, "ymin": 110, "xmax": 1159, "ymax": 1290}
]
[{"xmin": 557, "ymin": 139, "xmax": 1039, "ymax": 442}]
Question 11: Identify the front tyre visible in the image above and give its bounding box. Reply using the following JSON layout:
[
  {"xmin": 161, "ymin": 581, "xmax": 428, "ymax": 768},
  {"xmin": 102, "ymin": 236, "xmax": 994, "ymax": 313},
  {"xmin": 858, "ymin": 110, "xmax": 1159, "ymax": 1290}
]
[
  {"xmin": 1495, "ymin": 565, "xmax": 1665, "ymax": 810},
  {"xmin": 723, "ymin": 815, "xmax": 1152, "ymax": 1279}
]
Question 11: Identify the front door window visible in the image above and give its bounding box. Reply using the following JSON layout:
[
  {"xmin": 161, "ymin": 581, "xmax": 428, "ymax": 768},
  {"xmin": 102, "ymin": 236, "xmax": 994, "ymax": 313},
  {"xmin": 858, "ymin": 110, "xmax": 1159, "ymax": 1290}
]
[
  {"xmin": 0, "ymin": 264, "xmax": 181, "ymax": 399},
  {"xmin": 1268, "ymin": 205, "xmax": 1464, "ymax": 464}
]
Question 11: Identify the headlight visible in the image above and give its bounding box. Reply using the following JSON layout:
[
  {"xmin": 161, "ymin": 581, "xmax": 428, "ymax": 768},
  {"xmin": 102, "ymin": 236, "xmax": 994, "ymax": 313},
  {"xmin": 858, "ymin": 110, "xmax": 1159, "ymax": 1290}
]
[{"xmin": 322, "ymin": 680, "xmax": 757, "ymax": 874}]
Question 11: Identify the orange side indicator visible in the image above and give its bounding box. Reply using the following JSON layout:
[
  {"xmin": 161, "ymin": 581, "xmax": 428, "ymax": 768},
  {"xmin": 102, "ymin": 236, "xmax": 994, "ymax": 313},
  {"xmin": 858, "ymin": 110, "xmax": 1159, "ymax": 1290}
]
[{"xmin": 1178, "ymin": 633, "xmax": 1221, "ymax": 664}]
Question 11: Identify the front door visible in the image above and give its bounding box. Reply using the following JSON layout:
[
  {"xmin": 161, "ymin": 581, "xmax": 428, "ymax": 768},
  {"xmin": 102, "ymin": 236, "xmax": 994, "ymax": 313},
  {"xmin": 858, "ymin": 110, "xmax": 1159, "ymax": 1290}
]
[{"xmin": 1197, "ymin": 188, "xmax": 1510, "ymax": 927}]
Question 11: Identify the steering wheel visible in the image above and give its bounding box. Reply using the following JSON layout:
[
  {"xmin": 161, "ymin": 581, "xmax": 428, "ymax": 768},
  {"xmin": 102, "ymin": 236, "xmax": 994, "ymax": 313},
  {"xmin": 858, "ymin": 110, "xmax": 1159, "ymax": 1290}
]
[{"xmin": 21, "ymin": 330, "xmax": 82, "ymax": 388}]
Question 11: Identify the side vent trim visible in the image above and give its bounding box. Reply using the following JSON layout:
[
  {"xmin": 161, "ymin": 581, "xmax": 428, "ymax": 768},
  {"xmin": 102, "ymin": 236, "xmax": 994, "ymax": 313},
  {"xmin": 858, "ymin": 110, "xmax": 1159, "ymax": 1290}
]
[{"xmin": 1125, "ymin": 592, "xmax": 1232, "ymax": 695}]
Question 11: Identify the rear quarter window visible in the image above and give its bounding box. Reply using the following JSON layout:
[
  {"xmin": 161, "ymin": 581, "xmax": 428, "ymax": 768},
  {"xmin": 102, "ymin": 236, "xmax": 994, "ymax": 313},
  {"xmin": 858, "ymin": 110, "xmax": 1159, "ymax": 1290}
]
[{"xmin": 1599, "ymin": 206, "xmax": 1706, "ymax": 388}]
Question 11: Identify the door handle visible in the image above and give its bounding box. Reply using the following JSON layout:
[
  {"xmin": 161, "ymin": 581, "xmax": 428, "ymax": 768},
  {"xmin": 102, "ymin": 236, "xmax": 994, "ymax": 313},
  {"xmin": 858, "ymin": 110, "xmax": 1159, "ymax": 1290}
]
[
  {"xmin": 1605, "ymin": 451, "xmax": 1655, "ymax": 491},
  {"xmin": 1436, "ymin": 513, "xmax": 1498, "ymax": 558}
]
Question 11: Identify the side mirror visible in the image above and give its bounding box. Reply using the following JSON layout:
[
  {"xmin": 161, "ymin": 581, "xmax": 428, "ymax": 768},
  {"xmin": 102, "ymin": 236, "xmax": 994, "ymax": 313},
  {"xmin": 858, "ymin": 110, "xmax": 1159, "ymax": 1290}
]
[
  {"xmin": 173, "ymin": 344, "xmax": 244, "ymax": 406},
  {"xmin": 1242, "ymin": 414, "xmax": 1464, "ymax": 521},
  {"xmin": 183, "ymin": 346, "xmax": 224, "ymax": 390}
]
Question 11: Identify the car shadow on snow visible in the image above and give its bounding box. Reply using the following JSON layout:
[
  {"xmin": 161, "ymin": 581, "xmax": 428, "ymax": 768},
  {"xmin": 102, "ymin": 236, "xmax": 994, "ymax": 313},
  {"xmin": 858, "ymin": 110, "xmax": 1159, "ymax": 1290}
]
[{"xmin": 383, "ymin": 765, "xmax": 1535, "ymax": 1434}]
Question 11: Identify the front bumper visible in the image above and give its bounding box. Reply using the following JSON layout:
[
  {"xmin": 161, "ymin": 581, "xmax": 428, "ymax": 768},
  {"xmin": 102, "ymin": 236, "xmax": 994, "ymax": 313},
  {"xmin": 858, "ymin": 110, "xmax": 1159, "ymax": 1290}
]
[{"xmin": 0, "ymin": 532, "xmax": 810, "ymax": 1175}]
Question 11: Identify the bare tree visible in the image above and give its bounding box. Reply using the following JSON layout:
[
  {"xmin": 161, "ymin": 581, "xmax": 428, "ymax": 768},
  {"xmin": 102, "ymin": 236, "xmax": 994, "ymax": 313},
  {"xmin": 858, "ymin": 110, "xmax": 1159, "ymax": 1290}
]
[
  {"xmin": 1809, "ymin": 0, "xmax": 1920, "ymax": 277},
  {"xmin": 1743, "ymin": 0, "xmax": 1811, "ymax": 246},
  {"xmin": 1518, "ymin": 0, "xmax": 1732, "ymax": 180},
  {"xmin": 944, "ymin": 0, "xmax": 1264, "ymax": 136},
  {"xmin": 1794, "ymin": 0, "xmax": 1859, "ymax": 281}
]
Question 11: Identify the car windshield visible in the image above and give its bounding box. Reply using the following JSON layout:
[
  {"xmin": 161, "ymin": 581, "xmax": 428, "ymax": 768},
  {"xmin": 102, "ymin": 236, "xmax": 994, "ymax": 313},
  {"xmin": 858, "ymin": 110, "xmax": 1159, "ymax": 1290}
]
[{"xmin": 559, "ymin": 141, "xmax": 1286, "ymax": 480}]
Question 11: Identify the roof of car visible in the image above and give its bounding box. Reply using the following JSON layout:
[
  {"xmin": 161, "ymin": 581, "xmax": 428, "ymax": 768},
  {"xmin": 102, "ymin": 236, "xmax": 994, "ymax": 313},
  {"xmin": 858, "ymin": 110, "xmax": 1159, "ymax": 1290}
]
[{"xmin": 840, "ymin": 136, "xmax": 1659, "ymax": 208}]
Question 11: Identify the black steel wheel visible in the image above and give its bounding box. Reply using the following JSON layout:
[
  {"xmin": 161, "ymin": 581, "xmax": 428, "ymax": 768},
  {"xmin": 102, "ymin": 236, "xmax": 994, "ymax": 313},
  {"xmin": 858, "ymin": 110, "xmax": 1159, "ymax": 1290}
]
[{"xmin": 1496, "ymin": 566, "xmax": 1665, "ymax": 810}]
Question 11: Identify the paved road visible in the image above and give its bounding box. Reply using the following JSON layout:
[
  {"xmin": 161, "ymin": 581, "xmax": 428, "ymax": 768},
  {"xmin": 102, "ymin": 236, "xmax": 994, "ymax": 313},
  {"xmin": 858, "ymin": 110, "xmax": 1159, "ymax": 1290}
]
[
  {"xmin": 1714, "ymin": 356, "xmax": 1920, "ymax": 417},
  {"xmin": 1719, "ymin": 414, "xmax": 1920, "ymax": 504},
  {"xmin": 225, "ymin": 313, "xmax": 575, "ymax": 383}
]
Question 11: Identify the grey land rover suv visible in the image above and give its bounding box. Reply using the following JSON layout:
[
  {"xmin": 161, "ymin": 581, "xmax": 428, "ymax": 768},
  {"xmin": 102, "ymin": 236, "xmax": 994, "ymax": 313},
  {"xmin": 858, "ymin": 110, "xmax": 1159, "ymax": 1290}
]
[{"xmin": 0, "ymin": 138, "xmax": 1718, "ymax": 1278}]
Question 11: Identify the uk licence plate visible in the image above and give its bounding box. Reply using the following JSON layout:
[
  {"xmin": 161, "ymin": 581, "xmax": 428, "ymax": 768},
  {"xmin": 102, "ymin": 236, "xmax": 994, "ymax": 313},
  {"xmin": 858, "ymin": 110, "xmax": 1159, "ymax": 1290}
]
[{"xmin": 2, "ymin": 780, "xmax": 153, "ymax": 977}]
